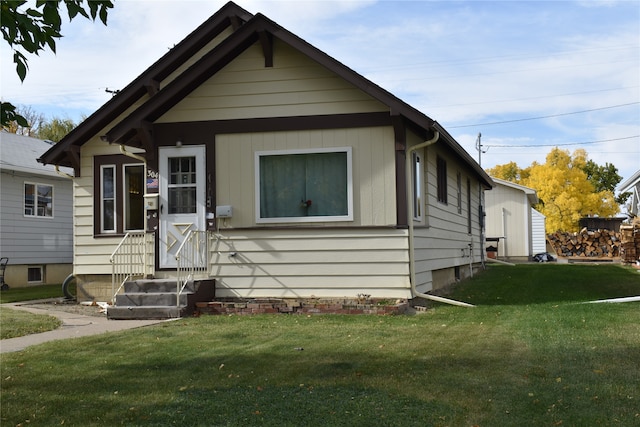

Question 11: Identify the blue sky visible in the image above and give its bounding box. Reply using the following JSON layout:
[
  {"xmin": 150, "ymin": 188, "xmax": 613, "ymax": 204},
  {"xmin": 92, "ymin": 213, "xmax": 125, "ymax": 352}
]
[{"xmin": 1, "ymin": 0, "xmax": 639, "ymax": 191}]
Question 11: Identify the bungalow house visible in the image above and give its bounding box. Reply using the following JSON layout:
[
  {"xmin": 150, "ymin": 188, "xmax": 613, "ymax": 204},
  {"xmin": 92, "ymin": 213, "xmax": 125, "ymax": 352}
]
[
  {"xmin": 619, "ymin": 169, "xmax": 640, "ymax": 218},
  {"xmin": 0, "ymin": 131, "xmax": 73, "ymax": 287},
  {"xmin": 484, "ymin": 177, "xmax": 546, "ymax": 261},
  {"xmin": 38, "ymin": 2, "xmax": 493, "ymax": 315}
]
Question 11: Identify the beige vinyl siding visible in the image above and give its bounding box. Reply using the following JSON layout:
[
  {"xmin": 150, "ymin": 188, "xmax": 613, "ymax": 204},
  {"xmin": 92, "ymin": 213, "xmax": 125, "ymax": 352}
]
[
  {"xmin": 216, "ymin": 127, "xmax": 397, "ymax": 228},
  {"xmin": 411, "ymin": 136, "xmax": 484, "ymax": 292},
  {"xmin": 72, "ymin": 139, "xmax": 146, "ymax": 275},
  {"xmin": 211, "ymin": 228, "xmax": 411, "ymax": 299},
  {"xmin": 158, "ymin": 39, "xmax": 388, "ymax": 123}
]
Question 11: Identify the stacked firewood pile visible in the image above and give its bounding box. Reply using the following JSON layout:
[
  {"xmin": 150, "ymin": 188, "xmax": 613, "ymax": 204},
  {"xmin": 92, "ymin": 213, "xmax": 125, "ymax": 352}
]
[
  {"xmin": 547, "ymin": 228, "xmax": 621, "ymax": 258},
  {"xmin": 620, "ymin": 218, "xmax": 640, "ymax": 263}
]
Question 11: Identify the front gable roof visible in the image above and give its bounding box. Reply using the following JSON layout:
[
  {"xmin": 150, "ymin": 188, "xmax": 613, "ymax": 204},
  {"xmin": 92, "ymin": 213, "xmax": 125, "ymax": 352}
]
[
  {"xmin": 37, "ymin": 1, "xmax": 253, "ymax": 170},
  {"xmin": 38, "ymin": 1, "xmax": 492, "ymax": 188}
]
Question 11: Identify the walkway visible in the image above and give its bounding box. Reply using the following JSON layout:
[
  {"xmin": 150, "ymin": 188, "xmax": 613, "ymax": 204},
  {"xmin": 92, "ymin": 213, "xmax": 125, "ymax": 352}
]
[{"xmin": 1, "ymin": 301, "xmax": 166, "ymax": 354}]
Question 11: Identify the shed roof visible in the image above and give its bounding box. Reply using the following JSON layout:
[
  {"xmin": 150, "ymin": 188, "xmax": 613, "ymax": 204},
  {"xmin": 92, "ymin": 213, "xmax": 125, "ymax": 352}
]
[
  {"xmin": 491, "ymin": 177, "xmax": 538, "ymax": 205},
  {"xmin": 619, "ymin": 169, "xmax": 640, "ymax": 192}
]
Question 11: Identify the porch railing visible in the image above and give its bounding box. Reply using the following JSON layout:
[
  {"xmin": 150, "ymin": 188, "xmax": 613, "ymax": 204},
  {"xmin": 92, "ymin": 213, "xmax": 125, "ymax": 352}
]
[
  {"xmin": 110, "ymin": 231, "xmax": 155, "ymax": 304},
  {"xmin": 175, "ymin": 230, "xmax": 213, "ymax": 306}
]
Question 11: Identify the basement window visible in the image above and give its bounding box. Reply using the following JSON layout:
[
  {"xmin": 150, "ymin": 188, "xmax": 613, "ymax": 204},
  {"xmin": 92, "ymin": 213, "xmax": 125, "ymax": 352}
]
[{"xmin": 27, "ymin": 266, "xmax": 43, "ymax": 283}]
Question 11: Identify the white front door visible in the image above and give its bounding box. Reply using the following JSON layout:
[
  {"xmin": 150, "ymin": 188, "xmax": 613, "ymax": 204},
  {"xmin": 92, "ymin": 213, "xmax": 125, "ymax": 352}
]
[{"xmin": 159, "ymin": 145, "xmax": 206, "ymax": 268}]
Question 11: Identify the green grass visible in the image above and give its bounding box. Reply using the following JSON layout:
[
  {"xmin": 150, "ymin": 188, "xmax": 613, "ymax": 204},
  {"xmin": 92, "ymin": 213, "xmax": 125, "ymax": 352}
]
[
  {"xmin": 0, "ymin": 284, "xmax": 63, "ymax": 304},
  {"xmin": 0, "ymin": 284, "xmax": 66, "ymax": 338},
  {"xmin": 1, "ymin": 264, "xmax": 639, "ymax": 426},
  {"xmin": 0, "ymin": 307, "xmax": 62, "ymax": 339}
]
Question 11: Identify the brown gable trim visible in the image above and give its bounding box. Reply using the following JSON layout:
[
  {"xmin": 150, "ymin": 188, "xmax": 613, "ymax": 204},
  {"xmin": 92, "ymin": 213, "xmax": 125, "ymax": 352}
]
[
  {"xmin": 105, "ymin": 12, "xmax": 436, "ymax": 147},
  {"xmin": 38, "ymin": 1, "xmax": 253, "ymax": 167},
  {"xmin": 152, "ymin": 112, "xmax": 393, "ymax": 146},
  {"xmin": 105, "ymin": 18, "xmax": 269, "ymax": 145}
]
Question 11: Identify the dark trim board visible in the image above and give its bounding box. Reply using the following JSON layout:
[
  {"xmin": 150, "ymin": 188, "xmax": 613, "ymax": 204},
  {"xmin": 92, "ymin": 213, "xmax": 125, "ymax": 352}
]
[{"xmin": 152, "ymin": 112, "xmax": 393, "ymax": 146}]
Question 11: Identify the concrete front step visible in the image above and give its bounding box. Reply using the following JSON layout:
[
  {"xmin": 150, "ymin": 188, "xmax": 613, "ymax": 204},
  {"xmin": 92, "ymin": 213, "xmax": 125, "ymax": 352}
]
[
  {"xmin": 108, "ymin": 278, "xmax": 215, "ymax": 320},
  {"xmin": 115, "ymin": 292, "xmax": 190, "ymax": 307},
  {"xmin": 123, "ymin": 279, "xmax": 196, "ymax": 293},
  {"xmin": 107, "ymin": 305, "xmax": 187, "ymax": 320}
]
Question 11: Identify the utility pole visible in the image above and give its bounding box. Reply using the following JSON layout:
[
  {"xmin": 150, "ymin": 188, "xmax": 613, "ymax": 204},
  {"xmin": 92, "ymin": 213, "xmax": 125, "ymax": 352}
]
[{"xmin": 475, "ymin": 132, "xmax": 483, "ymax": 166}]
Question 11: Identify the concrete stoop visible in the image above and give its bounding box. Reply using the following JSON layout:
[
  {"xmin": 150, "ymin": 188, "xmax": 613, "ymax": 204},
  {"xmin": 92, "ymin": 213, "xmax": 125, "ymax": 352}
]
[{"xmin": 108, "ymin": 278, "xmax": 215, "ymax": 320}]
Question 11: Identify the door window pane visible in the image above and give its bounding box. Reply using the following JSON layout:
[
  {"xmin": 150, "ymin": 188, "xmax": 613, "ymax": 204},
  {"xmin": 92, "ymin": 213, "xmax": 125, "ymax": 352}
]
[{"xmin": 168, "ymin": 157, "xmax": 197, "ymax": 214}]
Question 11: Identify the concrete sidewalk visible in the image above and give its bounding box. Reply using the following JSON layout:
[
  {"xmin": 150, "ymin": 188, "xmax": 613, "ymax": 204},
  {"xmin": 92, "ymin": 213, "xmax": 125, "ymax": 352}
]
[{"xmin": 1, "ymin": 302, "xmax": 167, "ymax": 354}]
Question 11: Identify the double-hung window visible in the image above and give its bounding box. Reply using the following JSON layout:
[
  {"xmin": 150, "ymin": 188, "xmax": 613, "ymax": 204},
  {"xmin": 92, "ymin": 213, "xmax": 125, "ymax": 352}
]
[
  {"xmin": 95, "ymin": 156, "xmax": 145, "ymax": 235},
  {"xmin": 24, "ymin": 182, "xmax": 53, "ymax": 218},
  {"xmin": 437, "ymin": 156, "xmax": 448, "ymax": 204},
  {"xmin": 255, "ymin": 147, "xmax": 353, "ymax": 223},
  {"xmin": 412, "ymin": 152, "xmax": 422, "ymax": 220}
]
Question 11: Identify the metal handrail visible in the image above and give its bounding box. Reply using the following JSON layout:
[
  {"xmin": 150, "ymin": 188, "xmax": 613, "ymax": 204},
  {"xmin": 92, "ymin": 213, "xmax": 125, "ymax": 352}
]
[
  {"xmin": 175, "ymin": 230, "xmax": 212, "ymax": 306},
  {"xmin": 110, "ymin": 231, "xmax": 154, "ymax": 304}
]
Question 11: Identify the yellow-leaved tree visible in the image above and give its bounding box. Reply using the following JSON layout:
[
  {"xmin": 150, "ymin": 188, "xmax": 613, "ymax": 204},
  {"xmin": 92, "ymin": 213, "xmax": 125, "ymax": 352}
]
[{"xmin": 488, "ymin": 148, "xmax": 619, "ymax": 233}]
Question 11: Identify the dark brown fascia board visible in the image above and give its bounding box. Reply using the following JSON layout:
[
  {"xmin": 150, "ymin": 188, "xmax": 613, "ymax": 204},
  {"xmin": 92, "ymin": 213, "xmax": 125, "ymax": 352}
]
[
  {"xmin": 264, "ymin": 13, "xmax": 436, "ymax": 133},
  {"xmin": 105, "ymin": 12, "xmax": 436, "ymax": 145},
  {"xmin": 153, "ymin": 112, "xmax": 393, "ymax": 144},
  {"xmin": 432, "ymin": 122, "xmax": 494, "ymax": 189},
  {"xmin": 37, "ymin": 1, "xmax": 253, "ymax": 167},
  {"xmin": 105, "ymin": 18, "xmax": 268, "ymax": 144}
]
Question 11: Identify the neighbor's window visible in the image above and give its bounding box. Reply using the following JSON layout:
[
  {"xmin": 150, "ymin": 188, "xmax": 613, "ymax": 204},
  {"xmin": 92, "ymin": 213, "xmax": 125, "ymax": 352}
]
[
  {"xmin": 95, "ymin": 156, "xmax": 145, "ymax": 235},
  {"xmin": 24, "ymin": 182, "xmax": 53, "ymax": 218},
  {"xmin": 437, "ymin": 156, "xmax": 448, "ymax": 204},
  {"xmin": 255, "ymin": 147, "xmax": 353, "ymax": 223},
  {"xmin": 412, "ymin": 152, "xmax": 422, "ymax": 220},
  {"xmin": 27, "ymin": 266, "xmax": 43, "ymax": 283}
]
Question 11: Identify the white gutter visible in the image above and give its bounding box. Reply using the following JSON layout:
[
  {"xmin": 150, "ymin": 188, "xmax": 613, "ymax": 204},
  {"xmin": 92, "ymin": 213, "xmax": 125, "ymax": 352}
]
[{"xmin": 406, "ymin": 131, "xmax": 474, "ymax": 308}]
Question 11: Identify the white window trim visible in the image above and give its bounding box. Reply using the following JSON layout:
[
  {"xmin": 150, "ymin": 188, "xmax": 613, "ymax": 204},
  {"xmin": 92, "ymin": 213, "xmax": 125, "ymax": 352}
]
[
  {"xmin": 27, "ymin": 265, "xmax": 44, "ymax": 283},
  {"xmin": 254, "ymin": 146, "xmax": 354, "ymax": 224},
  {"xmin": 101, "ymin": 164, "xmax": 117, "ymax": 233},
  {"xmin": 412, "ymin": 151, "xmax": 423, "ymax": 221},
  {"xmin": 23, "ymin": 181, "xmax": 54, "ymax": 219},
  {"xmin": 122, "ymin": 163, "xmax": 145, "ymax": 232}
]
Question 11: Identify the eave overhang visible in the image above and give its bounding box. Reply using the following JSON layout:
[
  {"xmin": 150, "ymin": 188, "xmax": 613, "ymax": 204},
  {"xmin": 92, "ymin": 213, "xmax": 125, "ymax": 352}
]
[{"xmin": 37, "ymin": 1, "xmax": 254, "ymax": 171}]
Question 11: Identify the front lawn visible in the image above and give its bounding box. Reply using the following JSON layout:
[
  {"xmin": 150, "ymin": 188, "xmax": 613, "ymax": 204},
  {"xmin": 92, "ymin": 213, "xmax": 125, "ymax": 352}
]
[
  {"xmin": 1, "ymin": 264, "xmax": 639, "ymax": 426},
  {"xmin": 0, "ymin": 284, "xmax": 63, "ymax": 304}
]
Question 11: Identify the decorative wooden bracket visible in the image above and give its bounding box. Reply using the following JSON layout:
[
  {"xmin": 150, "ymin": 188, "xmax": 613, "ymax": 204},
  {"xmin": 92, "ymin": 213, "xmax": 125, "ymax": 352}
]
[{"xmin": 258, "ymin": 30, "xmax": 273, "ymax": 67}]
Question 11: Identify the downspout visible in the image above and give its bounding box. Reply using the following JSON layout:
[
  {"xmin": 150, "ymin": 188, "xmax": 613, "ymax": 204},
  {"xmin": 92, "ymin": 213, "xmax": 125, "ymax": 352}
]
[
  {"xmin": 406, "ymin": 130, "xmax": 474, "ymax": 308},
  {"xmin": 54, "ymin": 165, "xmax": 74, "ymax": 179}
]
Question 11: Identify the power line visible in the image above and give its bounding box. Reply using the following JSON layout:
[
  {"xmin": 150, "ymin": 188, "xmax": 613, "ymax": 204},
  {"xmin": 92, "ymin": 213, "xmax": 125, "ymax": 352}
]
[
  {"xmin": 486, "ymin": 135, "xmax": 639, "ymax": 148},
  {"xmin": 449, "ymin": 102, "xmax": 640, "ymax": 128}
]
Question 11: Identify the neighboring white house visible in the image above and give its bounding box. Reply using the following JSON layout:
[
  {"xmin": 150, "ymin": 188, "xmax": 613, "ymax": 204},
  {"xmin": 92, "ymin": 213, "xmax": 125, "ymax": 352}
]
[
  {"xmin": 485, "ymin": 177, "xmax": 546, "ymax": 261},
  {"xmin": 0, "ymin": 131, "xmax": 74, "ymax": 287},
  {"xmin": 619, "ymin": 169, "xmax": 640, "ymax": 218},
  {"xmin": 38, "ymin": 2, "xmax": 494, "ymax": 304}
]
